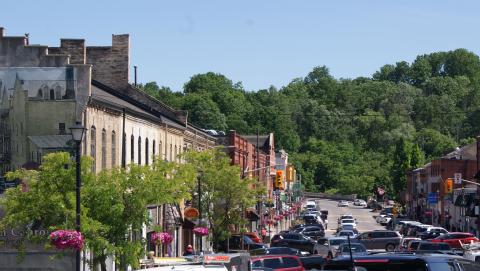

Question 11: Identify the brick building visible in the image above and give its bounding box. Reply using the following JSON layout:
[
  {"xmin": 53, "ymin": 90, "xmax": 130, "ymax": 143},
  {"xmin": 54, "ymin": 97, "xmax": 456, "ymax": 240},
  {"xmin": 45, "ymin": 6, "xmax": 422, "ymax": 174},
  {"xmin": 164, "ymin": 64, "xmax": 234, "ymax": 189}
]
[{"xmin": 406, "ymin": 139, "xmax": 480, "ymax": 232}]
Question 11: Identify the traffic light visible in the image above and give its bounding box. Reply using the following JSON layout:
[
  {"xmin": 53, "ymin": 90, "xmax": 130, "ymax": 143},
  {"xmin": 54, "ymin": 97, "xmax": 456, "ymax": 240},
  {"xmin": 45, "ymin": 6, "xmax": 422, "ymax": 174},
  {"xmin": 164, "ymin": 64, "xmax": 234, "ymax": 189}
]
[
  {"xmin": 445, "ymin": 178, "xmax": 453, "ymax": 193},
  {"xmin": 274, "ymin": 170, "xmax": 284, "ymax": 190},
  {"xmin": 286, "ymin": 165, "xmax": 294, "ymax": 182}
]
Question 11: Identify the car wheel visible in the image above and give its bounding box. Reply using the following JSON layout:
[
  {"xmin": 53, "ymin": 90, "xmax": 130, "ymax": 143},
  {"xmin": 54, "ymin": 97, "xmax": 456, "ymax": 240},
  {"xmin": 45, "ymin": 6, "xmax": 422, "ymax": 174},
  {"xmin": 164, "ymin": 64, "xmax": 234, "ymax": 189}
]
[{"xmin": 385, "ymin": 243, "xmax": 395, "ymax": 252}]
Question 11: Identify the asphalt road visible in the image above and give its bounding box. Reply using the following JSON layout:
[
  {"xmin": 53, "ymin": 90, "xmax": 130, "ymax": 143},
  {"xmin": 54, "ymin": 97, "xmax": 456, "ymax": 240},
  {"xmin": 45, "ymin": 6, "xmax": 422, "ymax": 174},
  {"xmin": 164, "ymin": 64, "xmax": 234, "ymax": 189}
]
[{"xmin": 310, "ymin": 198, "xmax": 385, "ymax": 237}]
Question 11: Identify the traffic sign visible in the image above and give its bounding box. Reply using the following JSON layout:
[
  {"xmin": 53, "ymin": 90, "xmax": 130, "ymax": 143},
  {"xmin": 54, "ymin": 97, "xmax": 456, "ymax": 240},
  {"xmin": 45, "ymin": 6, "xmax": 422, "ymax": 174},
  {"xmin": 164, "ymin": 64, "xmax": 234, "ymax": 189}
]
[
  {"xmin": 454, "ymin": 173, "xmax": 462, "ymax": 185},
  {"xmin": 428, "ymin": 192, "xmax": 438, "ymax": 204}
]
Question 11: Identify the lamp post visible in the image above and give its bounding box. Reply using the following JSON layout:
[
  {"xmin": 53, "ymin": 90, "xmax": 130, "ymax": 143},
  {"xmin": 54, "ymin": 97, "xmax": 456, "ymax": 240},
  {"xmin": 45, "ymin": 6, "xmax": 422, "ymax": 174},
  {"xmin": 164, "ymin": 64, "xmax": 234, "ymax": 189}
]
[{"xmin": 70, "ymin": 122, "xmax": 86, "ymax": 271}]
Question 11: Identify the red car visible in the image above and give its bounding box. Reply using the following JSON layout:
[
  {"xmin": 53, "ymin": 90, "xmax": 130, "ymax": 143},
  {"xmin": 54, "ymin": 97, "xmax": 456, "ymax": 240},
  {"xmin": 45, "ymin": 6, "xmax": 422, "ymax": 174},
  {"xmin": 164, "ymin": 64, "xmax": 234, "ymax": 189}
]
[
  {"xmin": 251, "ymin": 255, "xmax": 305, "ymax": 271},
  {"xmin": 430, "ymin": 232, "xmax": 479, "ymax": 248},
  {"xmin": 245, "ymin": 232, "xmax": 262, "ymax": 243}
]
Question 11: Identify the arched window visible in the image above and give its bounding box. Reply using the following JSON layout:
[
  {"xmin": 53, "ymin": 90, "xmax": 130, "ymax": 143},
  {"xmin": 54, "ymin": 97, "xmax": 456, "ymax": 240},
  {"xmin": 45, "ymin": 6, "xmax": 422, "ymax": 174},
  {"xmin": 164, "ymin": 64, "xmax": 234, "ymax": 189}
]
[
  {"xmin": 138, "ymin": 137, "xmax": 142, "ymax": 165},
  {"xmin": 174, "ymin": 145, "xmax": 177, "ymax": 162},
  {"xmin": 145, "ymin": 138, "xmax": 149, "ymax": 165},
  {"xmin": 130, "ymin": 135, "xmax": 134, "ymax": 163},
  {"xmin": 49, "ymin": 89, "xmax": 55, "ymax": 100},
  {"xmin": 159, "ymin": 141, "xmax": 163, "ymax": 160},
  {"xmin": 90, "ymin": 126, "xmax": 96, "ymax": 173},
  {"xmin": 101, "ymin": 129, "xmax": 107, "ymax": 170},
  {"xmin": 153, "ymin": 140, "xmax": 156, "ymax": 162},
  {"xmin": 111, "ymin": 131, "xmax": 116, "ymax": 168}
]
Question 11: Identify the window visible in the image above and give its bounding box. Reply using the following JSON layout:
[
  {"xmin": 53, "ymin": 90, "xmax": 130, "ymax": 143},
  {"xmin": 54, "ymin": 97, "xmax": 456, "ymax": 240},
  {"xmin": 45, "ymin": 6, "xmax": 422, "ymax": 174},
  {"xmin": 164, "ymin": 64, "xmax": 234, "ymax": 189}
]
[
  {"xmin": 251, "ymin": 260, "xmax": 262, "ymax": 268},
  {"xmin": 169, "ymin": 144, "xmax": 172, "ymax": 161},
  {"xmin": 111, "ymin": 131, "xmax": 116, "ymax": 168},
  {"xmin": 138, "ymin": 137, "xmax": 142, "ymax": 165},
  {"xmin": 59, "ymin": 123, "xmax": 65, "ymax": 134},
  {"xmin": 174, "ymin": 145, "xmax": 177, "ymax": 161},
  {"xmin": 282, "ymin": 257, "xmax": 300, "ymax": 268},
  {"xmin": 145, "ymin": 138, "xmax": 149, "ymax": 165},
  {"xmin": 90, "ymin": 126, "xmax": 96, "ymax": 172},
  {"xmin": 152, "ymin": 140, "xmax": 156, "ymax": 162},
  {"xmin": 101, "ymin": 129, "xmax": 107, "ymax": 169},
  {"xmin": 49, "ymin": 89, "xmax": 55, "ymax": 100},
  {"xmin": 130, "ymin": 135, "xmax": 134, "ymax": 163},
  {"xmin": 371, "ymin": 232, "xmax": 386, "ymax": 238},
  {"xmin": 386, "ymin": 232, "xmax": 399, "ymax": 238},
  {"xmin": 263, "ymin": 258, "xmax": 282, "ymax": 269},
  {"xmin": 159, "ymin": 141, "xmax": 163, "ymax": 160}
]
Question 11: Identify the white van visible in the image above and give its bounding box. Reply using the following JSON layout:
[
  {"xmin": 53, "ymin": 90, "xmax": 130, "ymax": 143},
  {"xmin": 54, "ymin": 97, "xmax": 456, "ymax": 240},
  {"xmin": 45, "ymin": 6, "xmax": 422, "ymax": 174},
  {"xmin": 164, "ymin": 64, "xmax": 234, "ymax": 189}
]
[{"xmin": 306, "ymin": 200, "xmax": 316, "ymax": 210}]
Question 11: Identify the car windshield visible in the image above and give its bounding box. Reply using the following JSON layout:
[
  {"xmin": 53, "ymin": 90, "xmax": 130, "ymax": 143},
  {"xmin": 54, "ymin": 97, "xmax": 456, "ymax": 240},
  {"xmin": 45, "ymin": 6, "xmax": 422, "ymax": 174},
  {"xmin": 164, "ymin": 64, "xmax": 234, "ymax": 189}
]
[
  {"xmin": 339, "ymin": 232, "xmax": 353, "ymax": 236},
  {"xmin": 342, "ymin": 219, "xmax": 355, "ymax": 223},
  {"xmin": 330, "ymin": 239, "xmax": 348, "ymax": 246}
]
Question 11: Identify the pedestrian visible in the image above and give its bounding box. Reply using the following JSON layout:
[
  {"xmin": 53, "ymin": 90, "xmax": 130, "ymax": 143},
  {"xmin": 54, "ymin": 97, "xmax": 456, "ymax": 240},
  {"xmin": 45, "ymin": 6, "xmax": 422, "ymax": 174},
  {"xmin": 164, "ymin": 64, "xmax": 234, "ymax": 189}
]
[
  {"xmin": 183, "ymin": 245, "xmax": 194, "ymax": 256},
  {"xmin": 261, "ymin": 227, "xmax": 267, "ymax": 242}
]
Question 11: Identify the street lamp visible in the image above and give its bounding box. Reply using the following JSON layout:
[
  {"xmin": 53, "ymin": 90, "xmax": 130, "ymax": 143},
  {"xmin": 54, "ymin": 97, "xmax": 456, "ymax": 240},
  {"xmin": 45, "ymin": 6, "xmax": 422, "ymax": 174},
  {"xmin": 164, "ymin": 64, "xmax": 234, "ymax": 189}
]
[{"xmin": 70, "ymin": 121, "xmax": 86, "ymax": 271}]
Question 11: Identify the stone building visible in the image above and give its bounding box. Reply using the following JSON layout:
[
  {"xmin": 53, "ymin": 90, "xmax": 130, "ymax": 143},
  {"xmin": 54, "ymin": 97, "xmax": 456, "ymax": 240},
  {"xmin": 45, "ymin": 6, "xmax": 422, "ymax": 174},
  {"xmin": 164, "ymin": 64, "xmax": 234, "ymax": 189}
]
[{"xmin": 0, "ymin": 27, "xmax": 215, "ymax": 269}]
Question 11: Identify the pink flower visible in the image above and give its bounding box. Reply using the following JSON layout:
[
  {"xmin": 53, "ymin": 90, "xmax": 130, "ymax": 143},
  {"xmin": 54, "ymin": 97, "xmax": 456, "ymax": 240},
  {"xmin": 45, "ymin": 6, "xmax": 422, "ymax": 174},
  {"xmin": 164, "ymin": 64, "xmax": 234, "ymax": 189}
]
[
  {"xmin": 50, "ymin": 230, "xmax": 84, "ymax": 250},
  {"xmin": 193, "ymin": 227, "xmax": 209, "ymax": 236},
  {"xmin": 151, "ymin": 232, "xmax": 173, "ymax": 244}
]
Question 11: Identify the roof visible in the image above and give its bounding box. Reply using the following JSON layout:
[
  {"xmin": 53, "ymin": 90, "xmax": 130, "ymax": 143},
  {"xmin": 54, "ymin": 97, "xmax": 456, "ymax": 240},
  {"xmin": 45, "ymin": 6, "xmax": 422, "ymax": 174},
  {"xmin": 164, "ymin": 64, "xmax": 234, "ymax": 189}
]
[
  {"xmin": 443, "ymin": 142, "xmax": 476, "ymax": 160},
  {"xmin": 28, "ymin": 134, "xmax": 72, "ymax": 149},
  {"xmin": 241, "ymin": 135, "xmax": 270, "ymax": 148}
]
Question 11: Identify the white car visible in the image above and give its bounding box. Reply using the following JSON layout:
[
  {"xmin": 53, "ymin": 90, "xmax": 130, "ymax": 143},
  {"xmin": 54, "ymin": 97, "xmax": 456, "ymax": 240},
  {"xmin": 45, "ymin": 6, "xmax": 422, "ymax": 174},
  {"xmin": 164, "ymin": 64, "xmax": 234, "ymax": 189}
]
[
  {"xmin": 340, "ymin": 218, "xmax": 357, "ymax": 228},
  {"xmin": 376, "ymin": 214, "xmax": 388, "ymax": 224},
  {"xmin": 358, "ymin": 200, "xmax": 367, "ymax": 207},
  {"xmin": 337, "ymin": 230, "xmax": 357, "ymax": 238},
  {"xmin": 378, "ymin": 215, "xmax": 392, "ymax": 225},
  {"xmin": 338, "ymin": 214, "xmax": 354, "ymax": 224},
  {"xmin": 338, "ymin": 200, "xmax": 349, "ymax": 207},
  {"xmin": 314, "ymin": 237, "xmax": 348, "ymax": 258}
]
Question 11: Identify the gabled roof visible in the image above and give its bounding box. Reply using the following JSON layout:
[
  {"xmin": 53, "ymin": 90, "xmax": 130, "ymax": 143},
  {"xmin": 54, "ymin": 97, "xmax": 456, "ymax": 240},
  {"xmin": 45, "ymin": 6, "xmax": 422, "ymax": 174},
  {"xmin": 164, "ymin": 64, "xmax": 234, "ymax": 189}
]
[
  {"xmin": 443, "ymin": 142, "xmax": 476, "ymax": 160},
  {"xmin": 28, "ymin": 135, "xmax": 72, "ymax": 149}
]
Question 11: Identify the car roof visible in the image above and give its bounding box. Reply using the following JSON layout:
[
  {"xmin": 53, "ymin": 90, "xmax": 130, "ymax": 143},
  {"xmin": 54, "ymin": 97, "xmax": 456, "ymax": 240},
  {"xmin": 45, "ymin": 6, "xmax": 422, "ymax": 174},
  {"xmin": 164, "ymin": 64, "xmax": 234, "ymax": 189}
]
[
  {"xmin": 251, "ymin": 255, "xmax": 300, "ymax": 260},
  {"xmin": 330, "ymin": 253, "xmax": 462, "ymax": 263}
]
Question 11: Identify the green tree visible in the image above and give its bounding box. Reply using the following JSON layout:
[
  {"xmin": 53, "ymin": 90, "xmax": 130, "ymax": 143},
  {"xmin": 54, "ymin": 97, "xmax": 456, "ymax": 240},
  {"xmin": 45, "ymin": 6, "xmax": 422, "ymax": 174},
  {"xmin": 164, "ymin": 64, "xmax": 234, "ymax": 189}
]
[
  {"xmin": 182, "ymin": 149, "xmax": 264, "ymax": 249},
  {"xmin": 391, "ymin": 138, "xmax": 412, "ymax": 197},
  {"xmin": 1, "ymin": 152, "xmax": 196, "ymax": 270}
]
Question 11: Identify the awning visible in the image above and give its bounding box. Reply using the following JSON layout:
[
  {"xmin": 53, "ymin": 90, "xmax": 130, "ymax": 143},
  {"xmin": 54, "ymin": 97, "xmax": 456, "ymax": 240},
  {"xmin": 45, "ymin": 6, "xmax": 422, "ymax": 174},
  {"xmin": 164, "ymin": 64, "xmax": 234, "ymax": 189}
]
[
  {"xmin": 454, "ymin": 194, "xmax": 475, "ymax": 207},
  {"xmin": 245, "ymin": 208, "xmax": 260, "ymax": 221},
  {"xmin": 28, "ymin": 135, "xmax": 72, "ymax": 149}
]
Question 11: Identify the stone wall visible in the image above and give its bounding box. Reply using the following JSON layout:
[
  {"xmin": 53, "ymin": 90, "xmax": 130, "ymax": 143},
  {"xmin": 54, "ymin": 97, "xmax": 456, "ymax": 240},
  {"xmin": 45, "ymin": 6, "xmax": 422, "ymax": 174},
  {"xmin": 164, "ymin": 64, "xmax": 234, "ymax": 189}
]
[{"xmin": 0, "ymin": 251, "xmax": 75, "ymax": 270}]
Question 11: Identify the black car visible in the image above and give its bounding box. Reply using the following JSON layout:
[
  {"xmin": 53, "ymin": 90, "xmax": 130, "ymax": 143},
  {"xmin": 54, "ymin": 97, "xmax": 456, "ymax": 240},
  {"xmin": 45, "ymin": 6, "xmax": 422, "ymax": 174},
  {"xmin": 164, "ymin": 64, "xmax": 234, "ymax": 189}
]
[
  {"xmin": 295, "ymin": 225, "xmax": 325, "ymax": 239},
  {"xmin": 217, "ymin": 235, "xmax": 266, "ymax": 252},
  {"xmin": 323, "ymin": 253, "xmax": 480, "ymax": 271},
  {"xmin": 270, "ymin": 233, "xmax": 316, "ymax": 253},
  {"xmin": 250, "ymin": 247, "xmax": 303, "ymax": 256}
]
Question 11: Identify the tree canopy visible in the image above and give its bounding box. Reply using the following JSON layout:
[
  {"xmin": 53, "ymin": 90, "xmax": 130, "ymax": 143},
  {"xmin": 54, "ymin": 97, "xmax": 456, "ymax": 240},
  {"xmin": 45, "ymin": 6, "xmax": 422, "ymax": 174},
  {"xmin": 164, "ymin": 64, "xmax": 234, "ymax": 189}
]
[{"xmin": 140, "ymin": 48, "xmax": 480, "ymax": 200}]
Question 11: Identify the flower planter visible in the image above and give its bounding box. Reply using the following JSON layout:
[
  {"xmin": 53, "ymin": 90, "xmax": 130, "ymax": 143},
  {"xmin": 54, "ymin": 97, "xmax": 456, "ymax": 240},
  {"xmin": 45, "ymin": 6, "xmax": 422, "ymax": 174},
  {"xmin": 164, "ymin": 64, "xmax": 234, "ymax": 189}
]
[{"xmin": 50, "ymin": 230, "xmax": 84, "ymax": 250}]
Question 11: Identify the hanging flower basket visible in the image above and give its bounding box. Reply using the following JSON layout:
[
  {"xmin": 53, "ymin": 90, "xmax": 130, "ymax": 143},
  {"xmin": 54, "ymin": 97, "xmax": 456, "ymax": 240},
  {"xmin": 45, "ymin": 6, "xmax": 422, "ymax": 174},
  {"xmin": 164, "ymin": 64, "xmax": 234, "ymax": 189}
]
[
  {"xmin": 151, "ymin": 232, "xmax": 173, "ymax": 244},
  {"xmin": 193, "ymin": 227, "xmax": 209, "ymax": 236},
  {"xmin": 50, "ymin": 230, "xmax": 84, "ymax": 250}
]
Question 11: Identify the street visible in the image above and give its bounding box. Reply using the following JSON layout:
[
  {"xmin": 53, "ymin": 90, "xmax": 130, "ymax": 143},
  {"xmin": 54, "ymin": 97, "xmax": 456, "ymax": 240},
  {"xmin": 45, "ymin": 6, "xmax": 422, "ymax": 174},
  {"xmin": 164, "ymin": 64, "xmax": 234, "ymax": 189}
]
[{"xmin": 310, "ymin": 198, "xmax": 385, "ymax": 237}]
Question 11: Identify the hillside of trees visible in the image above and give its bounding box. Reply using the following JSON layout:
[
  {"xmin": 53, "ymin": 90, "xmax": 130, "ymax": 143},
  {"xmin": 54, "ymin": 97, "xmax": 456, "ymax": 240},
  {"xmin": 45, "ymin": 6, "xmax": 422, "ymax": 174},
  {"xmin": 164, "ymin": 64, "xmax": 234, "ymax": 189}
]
[{"xmin": 140, "ymin": 48, "xmax": 480, "ymax": 200}]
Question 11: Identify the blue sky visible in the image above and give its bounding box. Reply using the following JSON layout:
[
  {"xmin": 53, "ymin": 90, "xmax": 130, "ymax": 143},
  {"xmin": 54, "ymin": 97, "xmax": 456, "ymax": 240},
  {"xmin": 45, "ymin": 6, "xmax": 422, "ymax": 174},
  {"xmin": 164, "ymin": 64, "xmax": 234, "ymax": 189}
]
[{"xmin": 2, "ymin": 0, "xmax": 479, "ymax": 91}]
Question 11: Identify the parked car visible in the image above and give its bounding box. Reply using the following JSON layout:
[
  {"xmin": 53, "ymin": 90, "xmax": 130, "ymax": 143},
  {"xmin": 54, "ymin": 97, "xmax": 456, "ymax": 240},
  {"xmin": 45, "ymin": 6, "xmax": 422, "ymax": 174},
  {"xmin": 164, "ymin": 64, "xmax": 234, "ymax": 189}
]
[
  {"xmin": 270, "ymin": 233, "xmax": 317, "ymax": 253},
  {"xmin": 303, "ymin": 214, "xmax": 320, "ymax": 225},
  {"xmin": 416, "ymin": 241, "xmax": 452, "ymax": 252},
  {"xmin": 418, "ymin": 227, "xmax": 448, "ymax": 240},
  {"xmin": 377, "ymin": 215, "xmax": 392, "ymax": 225},
  {"xmin": 245, "ymin": 232, "xmax": 263, "ymax": 243},
  {"xmin": 250, "ymin": 247, "xmax": 304, "ymax": 256},
  {"xmin": 337, "ymin": 230, "xmax": 356, "ymax": 238},
  {"xmin": 339, "ymin": 219, "xmax": 357, "ymax": 228},
  {"xmin": 313, "ymin": 237, "xmax": 349, "ymax": 258},
  {"xmin": 217, "ymin": 235, "xmax": 266, "ymax": 252},
  {"xmin": 337, "ymin": 200, "xmax": 349, "ymax": 207},
  {"xmin": 398, "ymin": 237, "xmax": 421, "ymax": 252},
  {"xmin": 355, "ymin": 230, "xmax": 402, "ymax": 251},
  {"xmin": 334, "ymin": 243, "xmax": 368, "ymax": 258},
  {"xmin": 336, "ymin": 225, "xmax": 359, "ymax": 235},
  {"xmin": 337, "ymin": 214, "xmax": 355, "ymax": 224},
  {"xmin": 407, "ymin": 240, "xmax": 422, "ymax": 251},
  {"xmin": 323, "ymin": 252, "xmax": 480, "ymax": 271},
  {"xmin": 295, "ymin": 225, "xmax": 325, "ymax": 239},
  {"xmin": 430, "ymin": 232, "xmax": 479, "ymax": 249},
  {"xmin": 251, "ymin": 255, "xmax": 305, "ymax": 271}
]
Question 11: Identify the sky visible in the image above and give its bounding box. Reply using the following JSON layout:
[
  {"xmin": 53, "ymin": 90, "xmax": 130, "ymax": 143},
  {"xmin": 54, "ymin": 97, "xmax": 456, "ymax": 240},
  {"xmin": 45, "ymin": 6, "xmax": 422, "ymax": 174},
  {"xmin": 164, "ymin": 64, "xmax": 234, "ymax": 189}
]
[{"xmin": 2, "ymin": 0, "xmax": 480, "ymax": 92}]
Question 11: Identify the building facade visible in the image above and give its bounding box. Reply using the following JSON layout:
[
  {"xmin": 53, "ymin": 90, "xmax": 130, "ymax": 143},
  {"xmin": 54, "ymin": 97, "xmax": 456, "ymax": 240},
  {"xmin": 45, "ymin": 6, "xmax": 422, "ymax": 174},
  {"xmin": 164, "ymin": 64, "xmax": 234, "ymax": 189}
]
[{"xmin": 0, "ymin": 27, "xmax": 215, "ymax": 269}]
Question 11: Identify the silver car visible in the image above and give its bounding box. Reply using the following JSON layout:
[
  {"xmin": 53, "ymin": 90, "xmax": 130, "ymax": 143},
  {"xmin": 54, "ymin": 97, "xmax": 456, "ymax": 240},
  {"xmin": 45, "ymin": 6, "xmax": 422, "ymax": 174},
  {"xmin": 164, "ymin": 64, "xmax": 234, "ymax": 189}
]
[
  {"xmin": 313, "ymin": 237, "xmax": 348, "ymax": 258},
  {"xmin": 355, "ymin": 230, "xmax": 401, "ymax": 252}
]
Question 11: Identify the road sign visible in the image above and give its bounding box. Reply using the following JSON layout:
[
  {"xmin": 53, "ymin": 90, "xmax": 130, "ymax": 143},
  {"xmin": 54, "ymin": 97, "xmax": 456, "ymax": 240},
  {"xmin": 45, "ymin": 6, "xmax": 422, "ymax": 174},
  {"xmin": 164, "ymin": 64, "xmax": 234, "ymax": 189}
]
[
  {"xmin": 428, "ymin": 192, "xmax": 438, "ymax": 204},
  {"xmin": 454, "ymin": 173, "xmax": 462, "ymax": 185}
]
